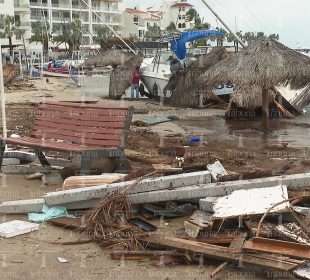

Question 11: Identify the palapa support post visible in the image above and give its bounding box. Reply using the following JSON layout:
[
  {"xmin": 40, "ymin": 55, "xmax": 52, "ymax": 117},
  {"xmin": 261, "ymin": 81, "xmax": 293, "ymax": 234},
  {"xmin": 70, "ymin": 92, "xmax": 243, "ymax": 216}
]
[{"xmin": 262, "ymin": 88, "xmax": 269, "ymax": 131}]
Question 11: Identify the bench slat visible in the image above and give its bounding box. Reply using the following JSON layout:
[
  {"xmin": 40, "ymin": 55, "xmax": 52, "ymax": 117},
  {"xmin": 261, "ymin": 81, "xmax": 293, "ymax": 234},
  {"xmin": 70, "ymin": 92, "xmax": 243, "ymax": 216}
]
[
  {"xmin": 34, "ymin": 116, "xmax": 125, "ymax": 128},
  {"xmin": 2, "ymin": 137, "xmax": 118, "ymax": 152},
  {"xmin": 32, "ymin": 126, "xmax": 121, "ymax": 141},
  {"xmin": 31, "ymin": 131, "xmax": 121, "ymax": 147},
  {"xmin": 38, "ymin": 105, "xmax": 129, "ymax": 117},
  {"xmin": 40, "ymin": 101, "xmax": 130, "ymax": 110},
  {"xmin": 33, "ymin": 121, "xmax": 124, "ymax": 135},
  {"xmin": 36, "ymin": 110, "xmax": 127, "ymax": 123}
]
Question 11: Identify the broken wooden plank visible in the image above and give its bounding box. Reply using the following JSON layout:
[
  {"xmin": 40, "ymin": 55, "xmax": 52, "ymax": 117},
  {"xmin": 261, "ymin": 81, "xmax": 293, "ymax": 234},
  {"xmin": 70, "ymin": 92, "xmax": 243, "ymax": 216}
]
[
  {"xmin": 275, "ymin": 223, "xmax": 310, "ymax": 246},
  {"xmin": 212, "ymin": 185, "xmax": 290, "ymax": 219},
  {"xmin": 140, "ymin": 235, "xmax": 302, "ymax": 271},
  {"xmin": 207, "ymin": 160, "xmax": 228, "ymax": 182},
  {"xmin": 243, "ymin": 238, "xmax": 310, "ymax": 260},
  {"xmin": 25, "ymin": 173, "xmax": 43, "ymax": 180},
  {"xmin": 110, "ymin": 251, "xmax": 184, "ymax": 260},
  {"xmin": 47, "ymin": 217, "xmax": 81, "ymax": 230},
  {"xmin": 44, "ymin": 171, "xmax": 212, "ymax": 206},
  {"xmin": 62, "ymin": 173, "xmax": 127, "ymax": 190},
  {"xmin": 210, "ymin": 261, "xmax": 230, "ymax": 278}
]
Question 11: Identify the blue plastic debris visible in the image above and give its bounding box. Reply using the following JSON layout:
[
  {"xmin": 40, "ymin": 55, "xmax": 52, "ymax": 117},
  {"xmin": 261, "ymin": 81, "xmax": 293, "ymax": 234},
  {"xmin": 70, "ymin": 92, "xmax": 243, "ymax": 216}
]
[
  {"xmin": 28, "ymin": 205, "xmax": 76, "ymax": 223},
  {"xmin": 188, "ymin": 136, "xmax": 201, "ymax": 143}
]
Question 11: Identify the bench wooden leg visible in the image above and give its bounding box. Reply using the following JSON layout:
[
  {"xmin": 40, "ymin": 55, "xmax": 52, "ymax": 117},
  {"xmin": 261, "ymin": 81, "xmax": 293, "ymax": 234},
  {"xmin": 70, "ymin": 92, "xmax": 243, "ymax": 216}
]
[
  {"xmin": 0, "ymin": 141, "xmax": 5, "ymax": 170},
  {"xmin": 35, "ymin": 150, "xmax": 50, "ymax": 166},
  {"xmin": 116, "ymin": 150, "xmax": 132, "ymax": 173},
  {"xmin": 80, "ymin": 152, "xmax": 93, "ymax": 175}
]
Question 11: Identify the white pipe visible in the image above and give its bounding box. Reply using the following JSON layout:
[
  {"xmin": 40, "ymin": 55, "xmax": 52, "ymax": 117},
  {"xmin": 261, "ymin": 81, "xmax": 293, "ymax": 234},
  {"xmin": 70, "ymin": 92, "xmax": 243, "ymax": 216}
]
[
  {"xmin": 201, "ymin": 0, "xmax": 246, "ymax": 47},
  {"xmin": 80, "ymin": 0, "xmax": 137, "ymax": 54},
  {"xmin": 0, "ymin": 45, "xmax": 7, "ymax": 138}
]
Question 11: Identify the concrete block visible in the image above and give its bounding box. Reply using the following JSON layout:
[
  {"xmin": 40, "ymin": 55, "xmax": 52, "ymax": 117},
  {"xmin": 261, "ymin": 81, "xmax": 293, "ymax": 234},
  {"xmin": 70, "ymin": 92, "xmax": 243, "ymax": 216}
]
[
  {"xmin": 45, "ymin": 157, "xmax": 72, "ymax": 167},
  {"xmin": 42, "ymin": 173, "xmax": 64, "ymax": 186},
  {"xmin": 4, "ymin": 151, "xmax": 36, "ymax": 163},
  {"xmin": 2, "ymin": 165, "xmax": 62, "ymax": 174},
  {"xmin": 207, "ymin": 160, "xmax": 228, "ymax": 182},
  {"xmin": 0, "ymin": 199, "xmax": 45, "ymax": 214},
  {"xmin": 2, "ymin": 158, "xmax": 20, "ymax": 166},
  {"xmin": 44, "ymin": 171, "xmax": 212, "ymax": 206},
  {"xmin": 199, "ymin": 197, "xmax": 217, "ymax": 212}
]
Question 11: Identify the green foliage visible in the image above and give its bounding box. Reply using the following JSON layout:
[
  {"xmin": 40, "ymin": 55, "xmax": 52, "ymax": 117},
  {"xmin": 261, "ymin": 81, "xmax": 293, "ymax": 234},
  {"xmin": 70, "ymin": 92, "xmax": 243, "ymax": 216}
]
[
  {"xmin": 93, "ymin": 25, "xmax": 110, "ymax": 44},
  {"xmin": 186, "ymin": 8, "xmax": 210, "ymax": 30},
  {"xmin": 53, "ymin": 19, "xmax": 82, "ymax": 52},
  {"xmin": 167, "ymin": 22, "xmax": 177, "ymax": 32},
  {"xmin": 29, "ymin": 21, "xmax": 51, "ymax": 51},
  {"xmin": 145, "ymin": 24, "xmax": 161, "ymax": 40},
  {"xmin": 0, "ymin": 15, "xmax": 21, "ymax": 54}
]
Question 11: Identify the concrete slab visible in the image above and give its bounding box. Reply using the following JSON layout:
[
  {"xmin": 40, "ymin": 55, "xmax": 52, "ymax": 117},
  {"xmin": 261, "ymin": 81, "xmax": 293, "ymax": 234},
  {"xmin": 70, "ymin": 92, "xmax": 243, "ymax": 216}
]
[
  {"xmin": 0, "ymin": 199, "xmax": 45, "ymax": 214},
  {"xmin": 199, "ymin": 197, "xmax": 217, "ymax": 212},
  {"xmin": 4, "ymin": 151, "xmax": 36, "ymax": 162},
  {"xmin": 44, "ymin": 171, "xmax": 212, "ymax": 206},
  {"xmin": 2, "ymin": 158, "xmax": 20, "ymax": 166},
  {"xmin": 128, "ymin": 173, "xmax": 310, "ymax": 204},
  {"xmin": 0, "ymin": 220, "xmax": 39, "ymax": 238},
  {"xmin": 42, "ymin": 173, "xmax": 64, "ymax": 186},
  {"xmin": 2, "ymin": 165, "xmax": 63, "ymax": 174}
]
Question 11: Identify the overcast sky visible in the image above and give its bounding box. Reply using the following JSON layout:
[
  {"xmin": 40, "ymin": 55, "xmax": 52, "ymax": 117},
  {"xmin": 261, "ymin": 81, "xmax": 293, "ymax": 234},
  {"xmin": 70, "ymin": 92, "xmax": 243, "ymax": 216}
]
[{"xmin": 123, "ymin": 0, "xmax": 310, "ymax": 48}]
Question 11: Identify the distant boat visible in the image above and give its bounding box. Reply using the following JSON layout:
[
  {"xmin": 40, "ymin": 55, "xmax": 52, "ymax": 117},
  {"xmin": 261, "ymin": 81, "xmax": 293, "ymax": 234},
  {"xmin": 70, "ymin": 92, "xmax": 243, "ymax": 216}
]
[{"xmin": 140, "ymin": 30, "xmax": 234, "ymax": 99}]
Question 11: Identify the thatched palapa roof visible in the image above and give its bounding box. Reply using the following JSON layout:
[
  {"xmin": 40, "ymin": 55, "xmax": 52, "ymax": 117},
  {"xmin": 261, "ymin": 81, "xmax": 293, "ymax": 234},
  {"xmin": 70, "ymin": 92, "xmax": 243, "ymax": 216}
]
[
  {"xmin": 199, "ymin": 39, "xmax": 310, "ymax": 90},
  {"xmin": 168, "ymin": 47, "xmax": 229, "ymax": 107}
]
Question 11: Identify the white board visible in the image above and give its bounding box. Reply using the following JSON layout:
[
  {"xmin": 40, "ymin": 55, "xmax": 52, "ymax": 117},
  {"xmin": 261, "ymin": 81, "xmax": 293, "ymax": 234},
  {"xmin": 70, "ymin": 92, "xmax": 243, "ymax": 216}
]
[
  {"xmin": 0, "ymin": 220, "xmax": 39, "ymax": 238},
  {"xmin": 212, "ymin": 185, "xmax": 289, "ymax": 219}
]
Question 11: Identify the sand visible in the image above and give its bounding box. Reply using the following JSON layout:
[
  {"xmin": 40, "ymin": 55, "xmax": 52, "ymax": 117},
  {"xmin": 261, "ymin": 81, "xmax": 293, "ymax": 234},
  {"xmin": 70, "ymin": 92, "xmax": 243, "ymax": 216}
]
[{"xmin": 0, "ymin": 77, "xmax": 308, "ymax": 279}]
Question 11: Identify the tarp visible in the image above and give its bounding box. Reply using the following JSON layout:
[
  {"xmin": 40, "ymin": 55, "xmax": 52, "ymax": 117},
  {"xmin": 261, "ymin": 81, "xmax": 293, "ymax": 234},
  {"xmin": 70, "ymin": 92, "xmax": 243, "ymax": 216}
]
[{"xmin": 169, "ymin": 30, "xmax": 223, "ymax": 60}]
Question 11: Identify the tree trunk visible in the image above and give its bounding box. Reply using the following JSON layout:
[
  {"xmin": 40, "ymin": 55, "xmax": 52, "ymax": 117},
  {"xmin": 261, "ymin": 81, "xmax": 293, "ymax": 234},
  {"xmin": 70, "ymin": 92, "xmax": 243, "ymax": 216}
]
[
  {"xmin": 9, "ymin": 36, "xmax": 13, "ymax": 62},
  {"xmin": 262, "ymin": 88, "xmax": 269, "ymax": 131}
]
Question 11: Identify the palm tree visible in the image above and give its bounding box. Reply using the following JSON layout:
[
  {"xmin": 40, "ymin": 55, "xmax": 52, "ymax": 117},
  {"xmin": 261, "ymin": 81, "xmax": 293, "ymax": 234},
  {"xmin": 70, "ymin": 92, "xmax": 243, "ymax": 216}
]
[
  {"xmin": 53, "ymin": 19, "xmax": 82, "ymax": 53},
  {"xmin": 166, "ymin": 22, "xmax": 177, "ymax": 32},
  {"xmin": 186, "ymin": 8, "xmax": 202, "ymax": 28},
  {"xmin": 93, "ymin": 25, "xmax": 110, "ymax": 45},
  {"xmin": 145, "ymin": 24, "xmax": 161, "ymax": 40},
  {"xmin": 0, "ymin": 15, "xmax": 21, "ymax": 58},
  {"xmin": 29, "ymin": 21, "xmax": 51, "ymax": 56}
]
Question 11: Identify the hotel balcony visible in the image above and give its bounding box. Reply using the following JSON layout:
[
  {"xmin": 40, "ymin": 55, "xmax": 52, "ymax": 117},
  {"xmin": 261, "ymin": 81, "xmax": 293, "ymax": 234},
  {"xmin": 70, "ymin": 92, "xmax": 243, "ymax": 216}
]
[
  {"xmin": 29, "ymin": 2, "xmax": 49, "ymax": 8},
  {"xmin": 14, "ymin": 3, "xmax": 30, "ymax": 12}
]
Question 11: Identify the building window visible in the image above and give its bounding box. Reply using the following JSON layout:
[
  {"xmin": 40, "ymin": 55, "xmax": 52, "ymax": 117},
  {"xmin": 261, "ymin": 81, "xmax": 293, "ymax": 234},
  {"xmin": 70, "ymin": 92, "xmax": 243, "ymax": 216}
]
[
  {"xmin": 178, "ymin": 15, "xmax": 181, "ymax": 20},
  {"xmin": 178, "ymin": 23, "xmax": 182, "ymax": 28},
  {"xmin": 182, "ymin": 23, "xmax": 185, "ymax": 28},
  {"xmin": 133, "ymin": 16, "xmax": 138, "ymax": 25},
  {"xmin": 182, "ymin": 7, "xmax": 185, "ymax": 11},
  {"xmin": 147, "ymin": 22, "xmax": 150, "ymax": 27},
  {"xmin": 0, "ymin": 0, "xmax": 4, "ymax": 3}
]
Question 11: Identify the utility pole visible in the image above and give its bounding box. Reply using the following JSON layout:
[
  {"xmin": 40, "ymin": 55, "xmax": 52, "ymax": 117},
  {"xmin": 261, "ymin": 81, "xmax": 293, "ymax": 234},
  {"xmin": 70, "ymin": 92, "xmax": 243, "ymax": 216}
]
[
  {"xmin": 201, "ymin": 0, "xmax": 246, "ymax": 47},
  {"xmin": 0, "ymin": 44, "xmax": 7, "ymax": 138}
]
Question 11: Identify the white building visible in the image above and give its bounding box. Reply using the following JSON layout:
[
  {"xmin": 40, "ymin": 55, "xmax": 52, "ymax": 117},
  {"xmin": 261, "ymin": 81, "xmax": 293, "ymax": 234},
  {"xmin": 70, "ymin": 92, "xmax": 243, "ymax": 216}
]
[
  {"xmin": 0, "ymin": 0, "xmax": 20, "ymax": 46},
  {"xmin": 161, "ymin": 0, "xmax": 194, "ymax": 32},
  {"xmin": 123, "ymin": 0, "xmax": 195, "ymax": 40},
  {"xmin": 28, "ymin": 0, "xmax": 123, "ymax": 47},
  {"xmin": 123, "ymin": 7, "xmax": 162, "ymax": 40},
  {"xmin": 3, "ymin": 0, "xmax": 124, "ymax": 52}
]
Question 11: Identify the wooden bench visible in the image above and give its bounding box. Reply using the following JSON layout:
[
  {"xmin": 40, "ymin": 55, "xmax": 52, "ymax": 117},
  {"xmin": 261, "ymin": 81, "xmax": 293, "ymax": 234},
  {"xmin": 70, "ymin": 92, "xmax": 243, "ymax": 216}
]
[{"xmin": 0, "ymin": 102, "xmax": 134, "ymax": 173}]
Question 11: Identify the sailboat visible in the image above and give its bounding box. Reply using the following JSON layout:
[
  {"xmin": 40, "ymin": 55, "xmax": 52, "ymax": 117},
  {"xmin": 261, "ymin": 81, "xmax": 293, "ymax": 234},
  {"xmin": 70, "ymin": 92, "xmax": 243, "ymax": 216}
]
[{"xmin": 140, "ymin": 29, "xmax": 233, "ymax": 98}]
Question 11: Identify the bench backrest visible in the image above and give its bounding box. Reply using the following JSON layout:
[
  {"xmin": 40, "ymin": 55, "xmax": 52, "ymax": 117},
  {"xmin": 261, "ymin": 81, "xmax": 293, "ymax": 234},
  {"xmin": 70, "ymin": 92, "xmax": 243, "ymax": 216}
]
[{"xmin": 32, "ymin": 102, "xmax": 133, "ymax": 148}]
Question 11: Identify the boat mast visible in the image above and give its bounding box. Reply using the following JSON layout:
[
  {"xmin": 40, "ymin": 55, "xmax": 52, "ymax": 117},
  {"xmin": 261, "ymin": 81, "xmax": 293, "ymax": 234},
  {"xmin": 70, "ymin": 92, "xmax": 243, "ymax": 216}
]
[
  {"xmin": 80, "ymin": 0, "xmax": 137, "ymax": 54},
  {"xmin": 201, "ymin": 0, "xmax": 246, "ymax": 47}
]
